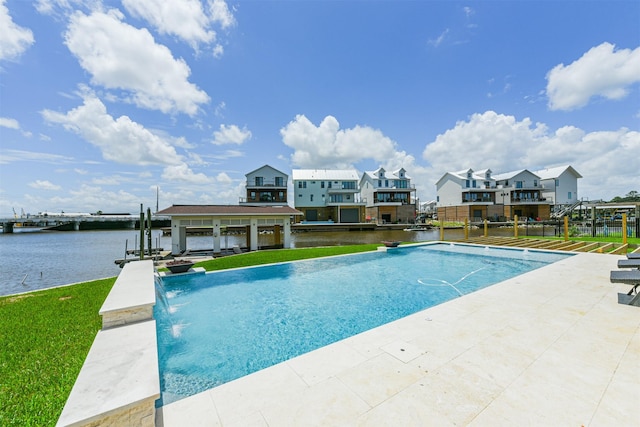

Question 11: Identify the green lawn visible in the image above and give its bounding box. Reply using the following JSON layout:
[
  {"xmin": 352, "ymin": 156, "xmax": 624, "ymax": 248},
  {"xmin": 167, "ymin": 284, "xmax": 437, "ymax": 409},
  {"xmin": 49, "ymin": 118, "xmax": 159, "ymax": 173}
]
[
  {"xmin": 0, "ymin": 279, "xmax": 115, "ymax": 427},
  {"xmin": 193, "ymin": 244, "xmax": 381, "ymax": 271}
]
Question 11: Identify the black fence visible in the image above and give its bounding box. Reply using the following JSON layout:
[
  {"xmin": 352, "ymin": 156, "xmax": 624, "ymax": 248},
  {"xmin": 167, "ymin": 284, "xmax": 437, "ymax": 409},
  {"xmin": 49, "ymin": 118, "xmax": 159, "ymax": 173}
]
[{"xmin": 519, "ymin": 218, "xmax": 640, "ymax": 239}]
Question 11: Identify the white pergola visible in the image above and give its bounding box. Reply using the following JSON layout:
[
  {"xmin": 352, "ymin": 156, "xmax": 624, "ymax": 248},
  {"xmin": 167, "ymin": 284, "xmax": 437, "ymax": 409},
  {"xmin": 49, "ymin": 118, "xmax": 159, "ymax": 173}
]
[{"xmin": 156, "ymin": 205, "xmax": 303, "ymax": 255}]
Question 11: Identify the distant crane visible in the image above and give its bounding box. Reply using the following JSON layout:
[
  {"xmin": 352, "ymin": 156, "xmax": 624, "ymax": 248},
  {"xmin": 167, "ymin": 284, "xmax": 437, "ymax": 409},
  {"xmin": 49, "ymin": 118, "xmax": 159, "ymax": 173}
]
[{"xmin": 12, "ymin": 208, "xmax": 17, "ymax": 219}]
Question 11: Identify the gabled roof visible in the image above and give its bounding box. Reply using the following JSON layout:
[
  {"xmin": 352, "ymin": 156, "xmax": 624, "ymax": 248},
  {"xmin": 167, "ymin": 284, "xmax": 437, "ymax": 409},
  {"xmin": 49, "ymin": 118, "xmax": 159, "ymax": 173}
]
[
  {"xmin": 292, "ymin": 169, "xmax": 360, "ymax": 181},
  {"xmin": 533, "ymin": 165, "xmax": 582, "ymax": 180},
  {"xmin": 157, "ymin": 205, "xmax": 302, "ymax": 216},
  {"xmin": 492, "ymin": 169, "xmax": 540, "ymax": 181},
  {"xmin": 445, "ymin": 168, "xmax": 488, "ymax": 181},
  {"xmin": 245, "ymin": 164, "xmax": 288, "ymax": 178},
  {"xmin": 362, "ymin": 167, "xmax": 411, "ymax": 181}
]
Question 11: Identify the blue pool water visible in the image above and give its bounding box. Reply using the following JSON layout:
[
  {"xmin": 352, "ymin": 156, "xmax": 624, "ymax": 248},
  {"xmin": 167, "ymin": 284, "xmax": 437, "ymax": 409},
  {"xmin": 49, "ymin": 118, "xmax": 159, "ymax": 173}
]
[{"xmin": 155, "ymin": 243, "xmax": 571, "ymax": 405}]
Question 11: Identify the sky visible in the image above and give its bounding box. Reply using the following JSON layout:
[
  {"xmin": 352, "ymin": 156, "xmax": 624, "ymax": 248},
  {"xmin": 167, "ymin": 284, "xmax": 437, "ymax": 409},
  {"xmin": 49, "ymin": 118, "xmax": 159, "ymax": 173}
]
[{"xmin": 0, "ymin": 0, "xmax": 639, "ymax": 217}]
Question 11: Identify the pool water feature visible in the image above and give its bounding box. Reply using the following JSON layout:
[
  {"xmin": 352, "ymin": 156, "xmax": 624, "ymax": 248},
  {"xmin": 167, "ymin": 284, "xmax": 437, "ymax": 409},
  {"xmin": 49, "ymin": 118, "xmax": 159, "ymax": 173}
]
[{"xmin": 154, "ymin": 243, "xmax": 571, "ymax": 405}]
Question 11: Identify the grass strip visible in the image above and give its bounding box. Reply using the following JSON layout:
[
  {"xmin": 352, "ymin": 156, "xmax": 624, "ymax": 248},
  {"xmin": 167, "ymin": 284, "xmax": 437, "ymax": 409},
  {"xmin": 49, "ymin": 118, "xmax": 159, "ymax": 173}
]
[
  {"xmin": 193, "ymin": 244, "xmax": 381, "ymax": 271},
  {"xmin": 0, "ymin": 278, "xmax": 115, "ymax": 427}
]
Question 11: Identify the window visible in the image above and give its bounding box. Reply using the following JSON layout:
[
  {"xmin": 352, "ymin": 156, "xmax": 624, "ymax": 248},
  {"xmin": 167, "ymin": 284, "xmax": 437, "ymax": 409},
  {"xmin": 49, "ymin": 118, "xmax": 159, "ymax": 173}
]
[
  {"xmin": 259, "ymin": 192, "xmax": 272, "ymax": 201},
  {"xmin": 342, "ymin": 181, "xmax": 355, "ymax": 190},
  {"xmin": 385, "ymin": 180, "xmax": 389, "ymax": 187},
  {"xmin": 250, "ymin": 191, "xmax": 256, "ymax": 199},
  {"xmin": 472, "ymin": 180, "xmax": 477, "ymax": 188},
  {"xmin": 465, "ymin": 180, "xmax": 470, "ymax": 188},
  {"xmin": 378, "ymin": 180, "xmax": 382, "ymax": 187},
  {"xmin": 555, "ymin": 179, "xmax": 559, "ymax": 187},
  {"xmin": 328, "ymin": 182, "xmax": 332, "ymax": 188},
  {"xmin": 568, "ymin": 192, "xmax": 572, "ymax": 200},
  {"xmin": 275, "ymin": 177, "xmax": 284, "ymax": 186},
  {"xmin": 533, "ymin": 179, "xmax": 538, "ymax": 187},
  {"xmin": 310, "ymin": 194, "xmax": 314, "ymax": 202},
  {"xmin": 255, "ymin": 177, "xmax": 263, "ymax": 186},
  {"xmin": 321, "ymin": 181, "xmax": 325, "ymax": 188},
  {"xmin": 516, "ymin": 181, "xmax": 523, "ymax": 189}
]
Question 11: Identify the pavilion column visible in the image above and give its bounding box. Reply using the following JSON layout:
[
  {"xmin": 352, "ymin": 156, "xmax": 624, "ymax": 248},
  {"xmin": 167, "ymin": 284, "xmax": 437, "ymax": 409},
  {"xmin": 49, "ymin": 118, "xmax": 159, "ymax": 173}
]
[
  {"xmin": 170, "ymin": 221, "xmax": 187, "ymax": 255},
  {"xmin": 250, "ymin": 219, "xmax": 259, "ymax": 251},
  {"xmin": 283, "ymin": 218, "xmax": 292, "ymax": 248},
  {"xmin": 212, "ymin": 219, "xmax": 221, "ymax": 254},
  {"xmin": 273, "ymin": 224, "xmax": 281, "ymax": 247}
]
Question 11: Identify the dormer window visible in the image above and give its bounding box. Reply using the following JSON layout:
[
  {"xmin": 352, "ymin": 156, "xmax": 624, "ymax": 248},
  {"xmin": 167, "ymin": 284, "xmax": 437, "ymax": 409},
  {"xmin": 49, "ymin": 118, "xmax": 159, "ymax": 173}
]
[{"xmin": 467, "ymin": 172, "xmax": 472, "ymax": 178}]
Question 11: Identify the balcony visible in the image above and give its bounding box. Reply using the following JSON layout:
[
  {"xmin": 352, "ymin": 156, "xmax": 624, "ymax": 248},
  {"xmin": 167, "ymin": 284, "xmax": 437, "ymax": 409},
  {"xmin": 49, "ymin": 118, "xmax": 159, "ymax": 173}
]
[
  {"xmin": 374, "ymin": 183, "xmax": 416, "ymax": 191},
  {"xmin": 239, "ymin": 195, "xmax": 288, "ymax": 205},
  {"xmin": 327, "ymin": 196, "xmax": 366, "ymax": 206},
  {"xmin": 245, "ymin": 179, "xmax": 287, "ymax": 189}
]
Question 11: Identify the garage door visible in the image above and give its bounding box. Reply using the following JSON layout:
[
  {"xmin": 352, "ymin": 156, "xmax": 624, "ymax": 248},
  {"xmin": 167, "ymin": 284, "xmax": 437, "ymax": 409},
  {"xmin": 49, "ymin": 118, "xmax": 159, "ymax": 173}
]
[{"xmin": 340, "ymin": 208, "xmax": 359, "ymax": 223}]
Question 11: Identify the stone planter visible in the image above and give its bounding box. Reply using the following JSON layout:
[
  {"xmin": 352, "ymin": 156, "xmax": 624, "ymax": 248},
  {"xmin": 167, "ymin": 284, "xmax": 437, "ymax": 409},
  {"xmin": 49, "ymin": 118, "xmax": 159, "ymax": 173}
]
[
  {"xmin": 382, "ymin": 241, "xmax": 401, "ymax": 248},
  {"xmin": 165, "ymin": 261, "xmax": 194, "ymax": 274}
]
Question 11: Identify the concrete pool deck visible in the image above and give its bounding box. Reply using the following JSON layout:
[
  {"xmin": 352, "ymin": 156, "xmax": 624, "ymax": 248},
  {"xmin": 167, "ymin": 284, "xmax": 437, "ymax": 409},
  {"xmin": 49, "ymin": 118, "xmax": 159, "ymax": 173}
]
[{"xmin": 157, "ymin": 251, "xmax": 639, "ymax": 426}]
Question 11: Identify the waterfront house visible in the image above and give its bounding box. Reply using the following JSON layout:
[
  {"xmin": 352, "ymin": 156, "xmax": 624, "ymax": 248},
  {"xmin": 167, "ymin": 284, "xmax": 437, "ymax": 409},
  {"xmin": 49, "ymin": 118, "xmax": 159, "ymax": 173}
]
[
  {"xmin": 492, "ymin": 169, "xmax": 551, "ymax": 220},
  {"xmin": 292, "ymin": 169, "xmax": 365, "ymax": 223},
  {"xmin": 240, "ymin": 165, "xmax": 288, "ymax": 206},
  {"xmin": 359, "ymin": 167, "xmax": 417, "ymax": 224},
  {"xmin": 435, "ymin": 166, "xmax": 581, "ymax": 222},
  {"xmin": 533, "ymin": 165, "xmax": 583, "ymax": 214},
  {"xmin": 435, "ymin": 168, "xmax": 500, "ymax": 222}
]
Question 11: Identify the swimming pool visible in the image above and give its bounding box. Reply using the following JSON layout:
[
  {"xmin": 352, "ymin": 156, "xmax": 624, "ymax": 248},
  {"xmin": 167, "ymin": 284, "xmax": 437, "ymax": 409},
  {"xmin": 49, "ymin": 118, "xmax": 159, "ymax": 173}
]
[{"xmin": 154, "ymin": 243, "xmax": 571, "ymax": 405}]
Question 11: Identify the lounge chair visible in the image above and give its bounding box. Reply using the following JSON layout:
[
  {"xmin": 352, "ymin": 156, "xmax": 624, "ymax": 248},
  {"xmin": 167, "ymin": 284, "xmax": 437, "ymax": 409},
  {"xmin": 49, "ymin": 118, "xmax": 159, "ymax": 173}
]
[
  {"xmin": 627, "ymin": 252, "xmax": 640, "ymax": 259},
  {"xmin": 610, "ymin": 270, "xmax": 640, "ymax": 296},
  {"xmin": 617, "ymin": 259, "xmax": 640, "ymax": 269}
]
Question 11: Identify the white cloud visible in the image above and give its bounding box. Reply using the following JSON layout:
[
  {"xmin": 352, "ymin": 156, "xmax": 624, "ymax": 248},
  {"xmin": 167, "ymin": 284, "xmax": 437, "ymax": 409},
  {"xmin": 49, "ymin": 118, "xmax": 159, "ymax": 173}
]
[
  {"xmin": 0, "ymin": 149, "xmax": 73, "ymax": 165},
  {"xmin": 427, "ymin": 29, "xmax": 449, "ymax": 48},
  {"xmin": 208, "ymin": 149, "xmax": 244, "ymax": 160},
  {"xmin": 281, "ymin": 115, "xmax": 409, "ymax": 169},
  {"xmin": 64, "ymin": 9, "xmax": 210, "ymax": 115},
  {"xmin": 41, "ymin": 89, "xmax": 184, "ymax": 166},
  {"xmin": 208, "ymin": 0, "xmax": 236, "ymax": 29},
  {"xmin": 546, "ymin": 42, "xmax": 640, "ymax": 110},
  {"xmin": 216, "ymin": 171, "xmax": 232, "ymax": 184},
  {"xmin": 122, "ymin": 0, "xmax": 216, "ymax": 48},
  {"xmin": 212, "ymin": 124, "xmax": 252, "ymax": 145},
  {"xmin": 29, "ymin": 180, "xmax": 61, "ymax": 190},
  {"xmin": 422, "ymin": 110, "xmax": 640, "ymax": 200},
  {"xmin": 0, "ymin": 0, "xmax": 35, "ymax": 61},
  {"xmin": 0, "ymin": 117, "xmax": 19, "ymax": 129},
  {"xmin": 161, "ymin": 163, "xmax": 212, "ymax": 184},
  {"xmin": 212, "ymin": 44, "xmax": 224, "ymax": 58}
]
